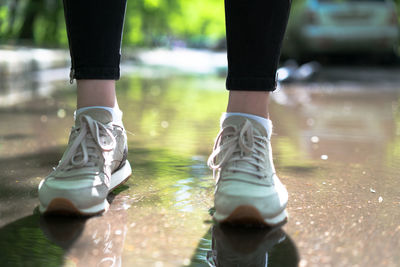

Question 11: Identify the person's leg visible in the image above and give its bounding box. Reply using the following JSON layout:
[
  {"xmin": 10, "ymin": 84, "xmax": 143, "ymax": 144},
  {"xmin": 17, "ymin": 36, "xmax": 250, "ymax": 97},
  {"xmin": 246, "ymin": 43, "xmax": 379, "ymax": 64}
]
[
  {"xmin": 62, "ymin": 0, "xmax": 126, "ymax": 109},
  {"xmin": 209, "ymin": 0, "xmax": 291, "ymax": 226},
  {"xmin": 38, "ymin": 0, "xmax": 131, "ymax": 215},
  {"xmin": 225, "ymin": 0, "xmax": 291, "ymax": 118}
]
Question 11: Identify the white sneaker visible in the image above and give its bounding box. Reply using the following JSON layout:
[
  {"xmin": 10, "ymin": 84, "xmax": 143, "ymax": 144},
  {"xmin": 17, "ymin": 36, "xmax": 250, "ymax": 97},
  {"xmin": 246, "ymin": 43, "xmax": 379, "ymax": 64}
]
[
  {"xmin": 38, "ymin": 108, "xmax": 132, "ymax": 215},
  {"xmin": 208, "ymin": 115, "xmax": 288, "ymax": 226}
]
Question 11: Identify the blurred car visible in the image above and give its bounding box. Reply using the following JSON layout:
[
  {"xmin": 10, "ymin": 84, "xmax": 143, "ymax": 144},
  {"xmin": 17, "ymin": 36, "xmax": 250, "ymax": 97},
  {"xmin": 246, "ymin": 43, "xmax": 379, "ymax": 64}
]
[{"xmin": 282, "ymin": 0, "xmax": 399, "ymax": 61}]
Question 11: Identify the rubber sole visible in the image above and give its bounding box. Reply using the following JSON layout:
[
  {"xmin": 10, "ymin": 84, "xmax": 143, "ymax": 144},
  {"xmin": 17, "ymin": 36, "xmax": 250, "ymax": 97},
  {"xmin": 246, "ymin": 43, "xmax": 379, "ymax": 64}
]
[
  {"xmin": 40, "ymin": 161, "xmax": 132, "ymax": 216},
  {"xmin": 214, "ymin": 205, "xmax": 288, "ymax": 227},
  {"xmin": 41, "ymin": 198, "xmax": 109, "ymax": 216}
]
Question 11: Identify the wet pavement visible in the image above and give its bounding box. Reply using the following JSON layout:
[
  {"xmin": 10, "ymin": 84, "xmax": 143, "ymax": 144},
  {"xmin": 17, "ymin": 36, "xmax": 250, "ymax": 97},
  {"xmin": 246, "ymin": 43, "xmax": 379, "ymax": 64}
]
[{"xmin": 1, "ymin": 62, "xmax": 400, "ymax": 266}]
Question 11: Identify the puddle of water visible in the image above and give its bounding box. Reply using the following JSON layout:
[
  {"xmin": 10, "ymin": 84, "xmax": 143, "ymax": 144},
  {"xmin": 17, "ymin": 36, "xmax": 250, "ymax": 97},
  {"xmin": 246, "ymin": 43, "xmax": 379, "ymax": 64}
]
[
  {"xmin": 0, "ymin": 70, "xmax": 400, "ymax": 266},
  {"xmin": 191, "ymin": 224, "xmax": 299, "ymax": 267}
]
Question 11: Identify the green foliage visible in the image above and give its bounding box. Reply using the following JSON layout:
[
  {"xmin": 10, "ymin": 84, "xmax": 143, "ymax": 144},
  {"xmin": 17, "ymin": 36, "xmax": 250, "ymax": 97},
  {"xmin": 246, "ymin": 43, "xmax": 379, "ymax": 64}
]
[
  {"xmin": 169, "ymin": 0, "xmax": 225, "ymax": 42},
  {"xmin": 0, "ymin": 5, "xmax": 8, "ymax": 33},
  {"xmin": 124, "ymin": 0, "xmax": 225, "ymax": 46},
  {"xmin": 0, "ymin": 0, "xmax": 225, "ymax": 47}
]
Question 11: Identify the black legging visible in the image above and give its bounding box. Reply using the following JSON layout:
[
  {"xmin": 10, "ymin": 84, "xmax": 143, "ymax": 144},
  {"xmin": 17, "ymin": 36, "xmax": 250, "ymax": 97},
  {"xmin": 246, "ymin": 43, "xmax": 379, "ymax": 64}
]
[{"xmin": 63, "ymin": 0, "xmax": 291, "ymax": 91}]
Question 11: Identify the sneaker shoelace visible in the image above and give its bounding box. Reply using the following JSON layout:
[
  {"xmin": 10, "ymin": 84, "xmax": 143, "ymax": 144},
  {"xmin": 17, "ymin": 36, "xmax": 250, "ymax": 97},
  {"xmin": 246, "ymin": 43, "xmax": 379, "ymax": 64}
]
[
  {"xmin": 207, "ymin": 120, "xmax": 268, "ymax": 181},
  {"xmin": 58, "ymin": 115, "xmax": 116, "ymax": 171}
]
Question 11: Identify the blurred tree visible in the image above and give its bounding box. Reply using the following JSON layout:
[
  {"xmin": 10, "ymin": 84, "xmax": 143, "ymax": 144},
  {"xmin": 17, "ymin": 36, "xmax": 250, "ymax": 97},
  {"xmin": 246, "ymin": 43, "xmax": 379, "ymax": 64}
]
[
  {"xmin": 0, "ymin": 0, "xmax": 65, "ymax": 45},
  {"xmin": 2, "ymin": 0, "xmax": 400, "ymax": 48},
  {"xmin": 0, "ymin": 0, "xmax": 225, "ymax": 47},
  {"xmin": 123, "ymin": 0, "xmax": 225, "ymax": 47},
  {"xmin": 5, "ymin": 0, "xmax": 19, "ymax": 36},
  {"xmin": 18, "ymin": 0, "xmax": 44, "ymax": 40}
]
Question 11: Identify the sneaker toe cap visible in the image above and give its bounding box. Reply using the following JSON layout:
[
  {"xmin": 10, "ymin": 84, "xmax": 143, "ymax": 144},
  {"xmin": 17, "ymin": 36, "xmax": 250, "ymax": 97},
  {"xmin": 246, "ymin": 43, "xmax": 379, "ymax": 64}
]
[
  {"xmin": 38, "ymin": 176, "xmax": 108, "ymax": 209},
  {"xmin": 215, "ymin": 175, "xmax": 288, "ymax": 218}
]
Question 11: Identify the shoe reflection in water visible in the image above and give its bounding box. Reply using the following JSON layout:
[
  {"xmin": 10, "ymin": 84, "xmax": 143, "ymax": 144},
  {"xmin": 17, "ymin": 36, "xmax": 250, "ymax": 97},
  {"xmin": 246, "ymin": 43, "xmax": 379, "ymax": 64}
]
[
  {"xmin": 39, "ymin": 196, "xmax": 129, "ymax": 267},
  {"xmin": 207, "ymin": 224, "xmax": 299, "ymax": 267}
]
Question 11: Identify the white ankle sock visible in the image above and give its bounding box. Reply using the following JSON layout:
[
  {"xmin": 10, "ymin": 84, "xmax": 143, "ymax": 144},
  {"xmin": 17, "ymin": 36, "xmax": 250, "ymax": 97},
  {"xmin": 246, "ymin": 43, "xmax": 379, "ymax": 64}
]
[
  {"xmin": 221, "ymin": 112, "xmax": 273, "ymax": 139},
  {"xmin": 75, "ymin": 106, "xmax": 123, "ymax": 124}
]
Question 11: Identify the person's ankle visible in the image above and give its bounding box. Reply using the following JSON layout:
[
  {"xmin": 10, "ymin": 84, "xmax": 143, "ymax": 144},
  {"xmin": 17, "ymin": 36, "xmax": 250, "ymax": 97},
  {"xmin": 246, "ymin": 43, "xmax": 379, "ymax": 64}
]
[
  {"xmin": 77, "ymin": 80, "xmax": 116, "ymax": 108},
  {"xmin": 226, "ymin": 91, "xmax": 270, "ymax": 119}
]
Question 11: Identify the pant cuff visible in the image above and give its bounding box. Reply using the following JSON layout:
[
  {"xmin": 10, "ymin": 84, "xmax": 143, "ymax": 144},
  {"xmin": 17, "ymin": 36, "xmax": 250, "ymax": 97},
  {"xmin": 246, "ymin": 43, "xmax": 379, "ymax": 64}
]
[
  {"xmin": 226, "ymin": 75, "xmax": 277, "ymax": 91},
  {"xmin": 74, "ymin": 67, "xmax": 120, "ymax": 80}
]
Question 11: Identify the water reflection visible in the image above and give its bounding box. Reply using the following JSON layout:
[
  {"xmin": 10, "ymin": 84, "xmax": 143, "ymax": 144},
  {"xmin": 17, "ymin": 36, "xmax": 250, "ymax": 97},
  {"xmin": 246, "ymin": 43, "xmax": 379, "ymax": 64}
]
[
  {"xmin": 191, "ymin": 224, "xmax": 299, "ymax": 267},
  {"xmin": 41, "ymin": 209, "xmax": 128, "ymax": 266},
  {"xmin": 0, "ymin": 194, "xmax": 130, "ymax": 267},
  {"xmin": 271, "ymin": 84, "xmax": 400, "ymax": 169}
]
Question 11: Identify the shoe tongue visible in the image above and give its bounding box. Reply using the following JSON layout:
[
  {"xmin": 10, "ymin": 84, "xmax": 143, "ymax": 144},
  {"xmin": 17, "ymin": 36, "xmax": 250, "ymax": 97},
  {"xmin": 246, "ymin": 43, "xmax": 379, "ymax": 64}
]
[
  {"xmin": 221, "ymin": 115, "xmax": 267, "ymax": 178},
  {"xmin": 222, "ymin": 115, "xmax": 268, "ymax": 137},
  {"xmin": 75, "ymin": 108, "xmax": 113, "ymax": 127}
]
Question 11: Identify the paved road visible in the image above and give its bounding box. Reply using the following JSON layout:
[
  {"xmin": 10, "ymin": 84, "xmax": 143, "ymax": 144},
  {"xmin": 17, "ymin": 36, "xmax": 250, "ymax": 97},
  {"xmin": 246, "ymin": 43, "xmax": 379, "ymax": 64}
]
[{"xmin": 0, "ymin": 63, "xmax": 399, "ymax": 266}]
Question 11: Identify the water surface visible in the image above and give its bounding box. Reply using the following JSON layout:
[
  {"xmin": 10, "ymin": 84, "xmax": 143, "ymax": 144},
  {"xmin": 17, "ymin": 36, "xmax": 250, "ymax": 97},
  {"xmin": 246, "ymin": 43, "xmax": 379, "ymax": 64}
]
[{"xmin": 0, "ymin": 67, "xmax": 400, "ymax": 266}]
